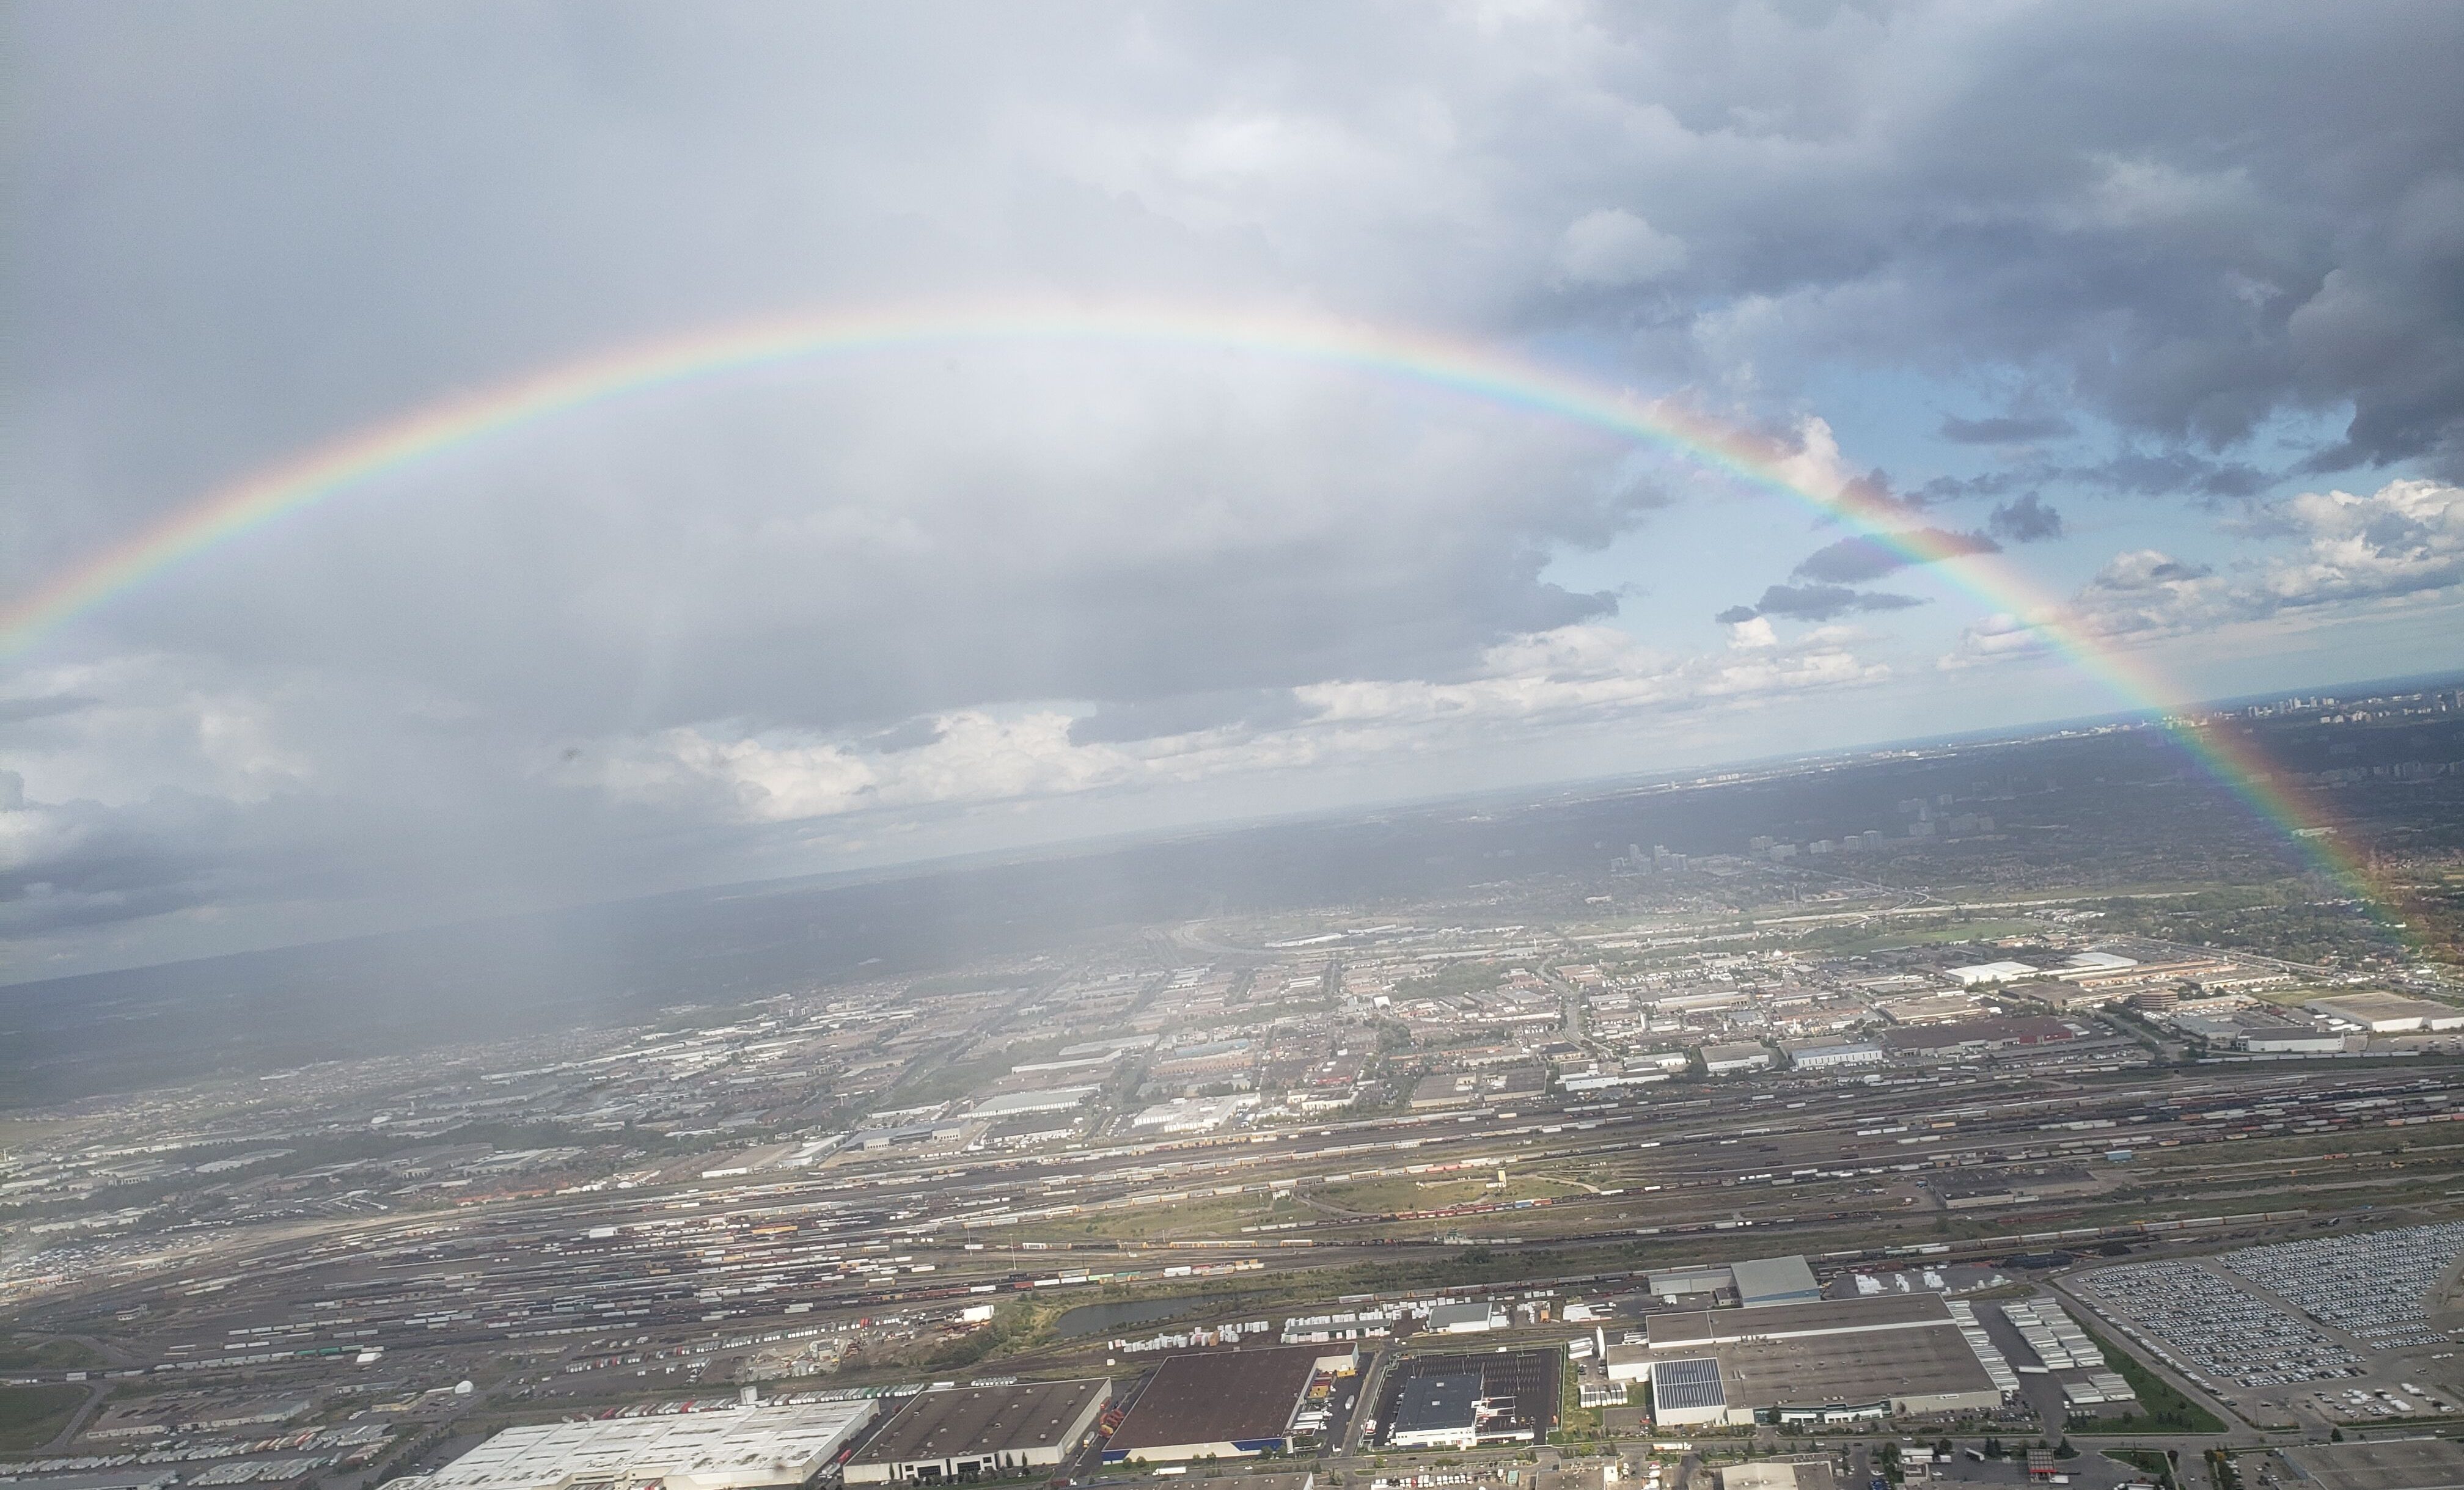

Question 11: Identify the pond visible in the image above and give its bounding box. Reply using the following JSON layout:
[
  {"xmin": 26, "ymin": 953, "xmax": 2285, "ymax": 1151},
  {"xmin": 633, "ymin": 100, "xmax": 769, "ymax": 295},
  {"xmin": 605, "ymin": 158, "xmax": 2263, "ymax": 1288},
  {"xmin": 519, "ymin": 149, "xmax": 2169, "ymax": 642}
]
[{"xmin": 1054, "ymin": 1291, "xmax": 1253, "ymax": 1337}]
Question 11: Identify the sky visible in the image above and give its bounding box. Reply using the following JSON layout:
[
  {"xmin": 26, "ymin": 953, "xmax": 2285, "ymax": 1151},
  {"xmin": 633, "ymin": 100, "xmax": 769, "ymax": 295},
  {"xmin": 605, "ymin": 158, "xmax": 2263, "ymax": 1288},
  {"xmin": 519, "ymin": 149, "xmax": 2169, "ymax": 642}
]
[{"xmin": 5, "ymin": 1, "xmax": 2463, "ymax": 981}]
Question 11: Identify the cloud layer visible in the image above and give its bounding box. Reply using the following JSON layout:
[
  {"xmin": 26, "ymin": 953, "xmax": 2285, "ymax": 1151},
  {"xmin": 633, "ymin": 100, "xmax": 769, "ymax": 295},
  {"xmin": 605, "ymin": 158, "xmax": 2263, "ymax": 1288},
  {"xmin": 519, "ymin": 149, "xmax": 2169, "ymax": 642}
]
[
  {"xmin": 1945, "ymin": 478, "xmax": 2464, "ymax": 665},
  {"xmin": 6, "ymin": 2, "xmax": 2463, "ymax": 974}
]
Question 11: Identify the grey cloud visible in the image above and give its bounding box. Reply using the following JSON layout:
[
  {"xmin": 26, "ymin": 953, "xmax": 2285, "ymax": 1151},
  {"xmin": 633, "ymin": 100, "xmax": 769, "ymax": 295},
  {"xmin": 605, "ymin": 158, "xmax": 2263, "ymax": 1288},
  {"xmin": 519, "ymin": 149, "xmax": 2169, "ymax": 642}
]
[
  {"xmin": 2094, "ymin": 555, "xmax": 2212, "ymax": 590},
  {"xmin": 1986, "ymin": 494, "xmax": 2065, "ymax": 543},
  {"xmin": 1794, "ymin": 528, "xmax": 1999, "ymax": 585},
  {"xmin": 864, "ymin": 718, "xmax": 947, "ymax": 753},
  {"xmin": 1922, "ymin": 450, "xmax": 2270, "ymax": 505},
  {"xmin": 79, "ymin": 353, "xmax": 1638, "ymax": 734},
  {"xmin": 1732, "ymin": 584, "xmax": 1926, "ymax": 623},
  {"xmin": 0, "ymin": 695, "xmax": 100, "ymax": 726},
  {"xmin": 2082, "ymin": 450, "xmax": 2274, "ymax": 500},
  {"xmin": 1940, "ymin": 414, "xmax": 2075, "ymax": 444},
  {"xmin": 9, "ymin": 2, "xmax": 2464, "ymax": 971}
]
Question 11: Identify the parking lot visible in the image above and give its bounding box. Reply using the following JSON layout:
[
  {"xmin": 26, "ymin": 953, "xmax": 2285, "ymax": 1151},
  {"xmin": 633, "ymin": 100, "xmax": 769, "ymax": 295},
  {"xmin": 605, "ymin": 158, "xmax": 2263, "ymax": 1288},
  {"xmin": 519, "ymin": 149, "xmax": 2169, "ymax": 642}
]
[
  {"xmin": 2073, "ymin": 1258, "xmax": 2359, "ymax": 1390},
  {"xmin": 2216, "ymin": 1222, "xmax": 2464, "ymax": 1353}
]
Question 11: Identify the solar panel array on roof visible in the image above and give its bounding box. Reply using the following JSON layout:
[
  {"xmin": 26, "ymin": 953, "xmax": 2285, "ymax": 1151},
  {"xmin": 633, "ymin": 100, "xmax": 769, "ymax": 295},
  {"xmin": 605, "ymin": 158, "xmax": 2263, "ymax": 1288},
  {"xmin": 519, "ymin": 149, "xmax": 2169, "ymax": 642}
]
[{"xmin": 1652, "ymin": 1357, "xmax": 1725, "ymax": 1412}]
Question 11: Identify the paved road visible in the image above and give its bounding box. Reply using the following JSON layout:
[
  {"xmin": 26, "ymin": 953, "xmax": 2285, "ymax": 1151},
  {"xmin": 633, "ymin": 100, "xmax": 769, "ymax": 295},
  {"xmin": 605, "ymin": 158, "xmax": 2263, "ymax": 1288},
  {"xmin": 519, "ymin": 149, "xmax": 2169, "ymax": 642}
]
[
  {"xmin": 1336, "ymin": 1344, "xmax": 1392, "ymax": 1458},
  {"xmin": 35, "ymin": 1379, "xmax": 109, "ymax": 1455}
]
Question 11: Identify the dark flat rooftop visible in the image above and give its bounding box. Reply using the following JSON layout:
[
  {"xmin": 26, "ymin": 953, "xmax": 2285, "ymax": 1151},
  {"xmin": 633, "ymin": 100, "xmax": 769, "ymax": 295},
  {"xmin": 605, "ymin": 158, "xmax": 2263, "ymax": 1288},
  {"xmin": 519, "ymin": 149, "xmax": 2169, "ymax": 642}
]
[
  {"xmin": 1106, "ymin": 1345, "xmax": 1322, "ymax": 1453},
  {"xmin": 1377, "ymin": 1348, "xmax": 1561, "ymax": 1440},
  {"xmin": 1393, "ymin": 1374, "xmax": 1481, "ymax": 1434},
  {"xmin": 852, "ymin": 1379, "xmax": 1110, "ymax": 1466}
]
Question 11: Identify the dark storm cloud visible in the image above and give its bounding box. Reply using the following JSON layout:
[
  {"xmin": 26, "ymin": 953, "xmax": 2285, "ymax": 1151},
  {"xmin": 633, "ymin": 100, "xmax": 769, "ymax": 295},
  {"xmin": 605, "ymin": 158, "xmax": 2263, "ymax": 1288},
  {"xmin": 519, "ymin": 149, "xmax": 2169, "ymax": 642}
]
[
  {"xmin": 1546, "ymin": 7, "xmax": 2464, "ymax": 477},
  {"xmin": 1939, "ymin": 414, "xmax": 2075, "ymax": 445},
  {"xmin": 1986, "ymin": 494, "xmax": 2066, "ymax": 544}
]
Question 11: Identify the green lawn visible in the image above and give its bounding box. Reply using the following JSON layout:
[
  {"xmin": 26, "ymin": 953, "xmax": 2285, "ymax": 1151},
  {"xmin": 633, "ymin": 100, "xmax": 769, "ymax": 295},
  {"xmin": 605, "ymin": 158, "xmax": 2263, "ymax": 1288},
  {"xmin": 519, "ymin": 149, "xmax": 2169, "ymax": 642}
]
[
  {"xmin": 0, "ymin": 1384, "xmax": 89, "ymax": 1453},
  {"xmin": 2103, "ymin": 1449, "xmax": 2179, "ymax": 1488}
]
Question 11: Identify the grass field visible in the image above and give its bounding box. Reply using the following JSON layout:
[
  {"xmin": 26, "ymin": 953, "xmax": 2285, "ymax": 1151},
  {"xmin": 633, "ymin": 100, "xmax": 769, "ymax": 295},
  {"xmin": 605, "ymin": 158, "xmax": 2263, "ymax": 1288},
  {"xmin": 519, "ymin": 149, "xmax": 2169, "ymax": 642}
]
[
  {"xmin": 2064, "ymin": 1320, "xmax": 2228, "ymax": 1436},
  {"xmin": 0, "ymin": 1335, "xmax": 103, "ymax": 1373},
  {"xmin": 0, "ymin": 1384, "xmax": 88, "ymax": 1453}
]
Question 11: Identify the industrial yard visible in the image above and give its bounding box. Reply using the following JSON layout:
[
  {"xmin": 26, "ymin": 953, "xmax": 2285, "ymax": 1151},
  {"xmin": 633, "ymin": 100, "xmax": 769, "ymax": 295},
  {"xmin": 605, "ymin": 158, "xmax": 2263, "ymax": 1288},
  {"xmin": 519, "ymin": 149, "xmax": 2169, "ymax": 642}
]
[{"xmin": 1, "ymin": 704, "xmax": 2462, "ymax": 1490}]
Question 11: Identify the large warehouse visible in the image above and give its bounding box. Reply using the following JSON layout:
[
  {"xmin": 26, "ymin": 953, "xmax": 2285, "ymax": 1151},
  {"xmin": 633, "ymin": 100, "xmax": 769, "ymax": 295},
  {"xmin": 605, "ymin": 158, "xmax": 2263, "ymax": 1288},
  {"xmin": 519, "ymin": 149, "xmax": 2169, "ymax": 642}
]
[
  {"xmin": 1373, "ymin": 1349, "xmax": 1560, "ymax": 1450},
  {"xmin": 2303, "ymin": 992, "xmax": 2464, "ymax": 1034},
  {"xmin": 1102, "ymin": 1345, "xmax": 1349, "ymax": 1463},
  {"xmin": 1388, "ymin": 1374, "xmax": 1485, "ymax": 1450},
  {"xmin": 1648, "ymin": 1357, "xmax": 1731, "ymax": 1428},
  {"xmin": 388, "ymin": 1402, "xmax": 878, "ymax": 1490},
  {"xmin": 1621, "ymin": 1295, "xmax": 2004, "ymax": 1426},
  {"xmin": 845, "ymin": 1379, "xmax": 1110, "ymax": 1483},
  {"xmin": 1731, "ymin": 1255, "xmax": 1822, "ymax": 1309}
]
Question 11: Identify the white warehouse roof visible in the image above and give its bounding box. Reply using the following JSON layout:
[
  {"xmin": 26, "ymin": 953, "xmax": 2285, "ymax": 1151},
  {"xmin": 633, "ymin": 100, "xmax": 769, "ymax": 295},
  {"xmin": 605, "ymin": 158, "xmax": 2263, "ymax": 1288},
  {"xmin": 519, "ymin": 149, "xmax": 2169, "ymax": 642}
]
[
  {"xmin": 1944, "ymin": 961, "xmax": 2039, "ymax": 987},
  {"xmin": 389, "ymin": 1402, "xmax": 878, "ymax": 1490}
]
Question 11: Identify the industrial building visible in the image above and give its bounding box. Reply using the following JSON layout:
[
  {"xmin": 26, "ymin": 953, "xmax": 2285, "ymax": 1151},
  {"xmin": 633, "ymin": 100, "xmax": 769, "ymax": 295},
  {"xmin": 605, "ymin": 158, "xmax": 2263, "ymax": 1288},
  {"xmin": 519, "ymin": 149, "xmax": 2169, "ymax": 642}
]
[
  {"xmin": 390, "ymin": 1403, "xmax": 877, "ymax": 1490},
  {"xmin": 1733, "ymin": 1255, "xmax": 1822, "ymax": 1307},
  {"xmin": 970, "ymin": 1087, "xmax": 1098, "ymax": 1119},
  {"xmin": 1428, "ymin": 1301, "xmax": 1505, "ymax": 1333},
  {"xmin": 1880, "ymin": 1017, "xmax": 2085, "ymax": 1057},
  {"xmin": 2171, "ymin": 1008, "xmax": 2355, "ymax": 1053},
  {"xmin": 1700, "ymin": 1042, "xmax": 1773, "ymax": 1075},
  {"xmin": 1624, "ymin": 1294, "xmax": 2003, "ymax": 1426},
  {"xmin": 1373, "ymin": 1349, "xmax": 1559, "ymax": 1448},
  {"xmin": 2303, "ymin": 992, "xmax": 2464, "ymax": 1034},
  {"xmin": 1647, "ymin": 1265, "xmax": 1734, "ymax": 1301},
  {"xmin": 1387, "ymin": 1373, "xmax": 1485, "ymax": 1449},
  {"xmin": 844, "ymin": 1379, "xmax": 1110, "ymax": 1483},
  {"xmin": 1944, "ymin": 960, "xmax": 2037, "ymax": 987},
  {"xmin": 1781, "ymin": 1039, "xmax": 1883, "ymax": 1071},
  {"xmin": 1718, "ymin": 1463, "xmax": 1836, "ymax": 1490},
  {"xmin": 980, "ymin": 1112, "xmax": 1080, "ymax": 1148},
  {"xmin": 2270, "ymin": 1437, "xmax": 2464, "ymax": 1490},
  {"xmin": 1102, "ymin": 1345, "xmax": 1348, "ymax": 1462},
  {"xmin": 1648, "ymin": 1357, "xmax": 1729, "ymax": 1427}
]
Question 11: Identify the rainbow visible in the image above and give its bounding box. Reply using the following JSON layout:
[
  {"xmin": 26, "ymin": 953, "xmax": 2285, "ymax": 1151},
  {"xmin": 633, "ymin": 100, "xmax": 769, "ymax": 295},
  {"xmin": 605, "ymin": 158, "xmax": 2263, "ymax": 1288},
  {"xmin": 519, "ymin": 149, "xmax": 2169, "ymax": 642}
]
[{"xmin": 0, "ymin": 301, "xmax": 2416, "ymax": 938}]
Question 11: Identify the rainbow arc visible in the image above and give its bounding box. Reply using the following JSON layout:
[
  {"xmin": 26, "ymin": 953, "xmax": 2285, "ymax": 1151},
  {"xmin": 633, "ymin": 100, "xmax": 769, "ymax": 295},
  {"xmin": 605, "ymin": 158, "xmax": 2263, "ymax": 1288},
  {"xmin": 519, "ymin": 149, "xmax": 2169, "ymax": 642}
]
[{"xmin": 0, "ymin": 302, "xmax": 2419, "ymax": 946}]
